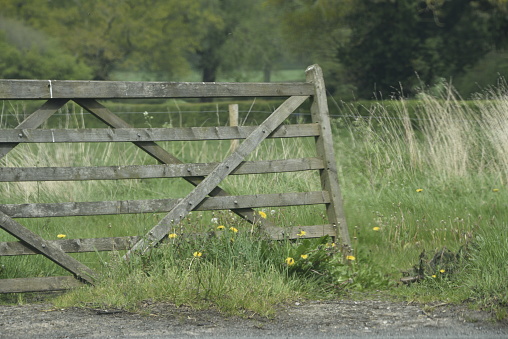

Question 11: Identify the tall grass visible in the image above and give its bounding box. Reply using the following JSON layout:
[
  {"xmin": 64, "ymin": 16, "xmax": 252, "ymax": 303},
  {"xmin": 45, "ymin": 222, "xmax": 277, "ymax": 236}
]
[{"xmin": 335, "ymin": 82, "xmax": 508, "ymax": 316}]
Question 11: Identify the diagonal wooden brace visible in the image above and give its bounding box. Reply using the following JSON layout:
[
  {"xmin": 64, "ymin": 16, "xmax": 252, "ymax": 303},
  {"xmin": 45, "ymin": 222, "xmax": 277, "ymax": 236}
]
[
  {"xmin": 0, "ymin": 210, "xmax": 96, "ymax": 284},
  {"xmin": 123, "ymin": 95, "xmax": 309, "ymax": 259},
  {"xmin": 0, "ymin": 99, "xmax": 96, "ymax": 284},
  {"xmin": 73, "ymin": 98, "xmax": 278, "ymax": 228},
  {"xmin": 0, "ymin": 99, "xmax": 68, "ymax": 159}
]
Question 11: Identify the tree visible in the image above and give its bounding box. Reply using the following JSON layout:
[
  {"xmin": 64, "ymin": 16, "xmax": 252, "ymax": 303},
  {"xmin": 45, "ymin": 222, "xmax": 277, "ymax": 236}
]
[
  {"xmin": 0, "ymin": 18, "xmax": 92, "ymax": 79},
  {"xmin": 268, "ymin": 0, "xmax": 354, "ymax": 95},
  {"xmin": 0, "ymin": 0, "xmax": 221, "ymax": 80},
  {"xmin": 219, "ymin": 1, "xmax": 291, "ymax": 82},
  {"xmin": 340, "ymin": 0, "xmax": 508, "ymax": 98},
  {"xmin": 270, "ymin": 0, "xmax": 508, "ymax": 98}
]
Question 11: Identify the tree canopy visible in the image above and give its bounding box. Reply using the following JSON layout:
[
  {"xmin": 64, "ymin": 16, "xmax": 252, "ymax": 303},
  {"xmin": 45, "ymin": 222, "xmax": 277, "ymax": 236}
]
[{"xmin": 1, "ymin": 0, "xmax": 507, "ymax": 98}]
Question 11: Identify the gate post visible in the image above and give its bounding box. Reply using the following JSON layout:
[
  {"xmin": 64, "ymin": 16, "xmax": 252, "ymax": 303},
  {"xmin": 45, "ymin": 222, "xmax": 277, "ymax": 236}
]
[{"xmin": 306, "ymin": 64, "xmax": 352, "ymax": 255}]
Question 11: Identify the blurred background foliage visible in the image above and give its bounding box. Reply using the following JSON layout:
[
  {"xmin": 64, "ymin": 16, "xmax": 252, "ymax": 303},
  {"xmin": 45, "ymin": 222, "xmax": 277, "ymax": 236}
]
[{"xmin": 1, "ymin": 0, "xmax": 508, "ymax": 99}]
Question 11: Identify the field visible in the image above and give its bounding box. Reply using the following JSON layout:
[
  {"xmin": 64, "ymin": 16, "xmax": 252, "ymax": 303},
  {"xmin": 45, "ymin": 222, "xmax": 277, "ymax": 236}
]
[{"xmin": 1, "ymin": 82, "xmax": 508, "ymax": 319}]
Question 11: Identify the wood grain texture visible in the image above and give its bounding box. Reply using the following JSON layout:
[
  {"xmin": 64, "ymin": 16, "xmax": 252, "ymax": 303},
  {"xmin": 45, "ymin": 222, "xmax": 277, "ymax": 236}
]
[
  {"xmin": 0, "ymin": 80, "xmax": 314, "ymax": 99},
  {"xmin": 0, "ymin": 158, "xmax": 324, "ymax": 182},
  {"xmin": 0, "ymin": 276, "xmax": 83, "ymax": 293},
  {"xmin": 306, "ymin": 65, "xmax": 351, "ymax": 252},
  {"xmin": 1, "ymin": 191, "xmax": 329, "ymax": 218},
  {"xmin": 0, "ymin": 124, "xmax": 319, "ymax": 143},
  {"xmin": 0, "ymin": 236, "xmax": 140, "ymax": 256}
]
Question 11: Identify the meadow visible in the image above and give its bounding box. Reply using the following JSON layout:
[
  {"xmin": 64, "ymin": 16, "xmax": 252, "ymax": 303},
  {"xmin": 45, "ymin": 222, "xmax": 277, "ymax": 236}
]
[{"xmin": 1, "ymin": 82, "xmax": 507, "ymax": 319}]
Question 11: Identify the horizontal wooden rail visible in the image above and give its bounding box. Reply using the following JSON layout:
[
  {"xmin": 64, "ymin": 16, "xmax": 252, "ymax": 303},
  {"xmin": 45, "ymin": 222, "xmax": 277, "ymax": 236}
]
[
  {"xmin": 0, "ymin": 80, "xmax": 315, "ymax": 99},
  {"xmin": 0, "ymin": 124, "xmax": 320, "ymax": 143},
  {"xmin": 0, "ymin": 276, "xmax": 84, "ymax": 293},
  {"xmin": 0, "ymin": 158, "xmax": 323, "ymax": 182},
  {"xmin": 0, "ymin": 223, "xmax": 334, "ymax": 257},
  {"xmin": 0, "ymin": 236, "xmax": 140, "ymax": 256},
  {"xmin": 1, "ymin": 191, "xmax": 330, "ymax": 218}
]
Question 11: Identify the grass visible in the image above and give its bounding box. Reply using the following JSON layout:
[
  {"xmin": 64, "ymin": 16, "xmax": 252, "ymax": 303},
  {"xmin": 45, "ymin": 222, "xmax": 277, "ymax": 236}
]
[
  {"xmin": 334, "ymin": 83, "xmax": 508, "ymax": 318},
  {"xmin": 1, "ymin": 81, "xmax": 508, "ymax": 319}
]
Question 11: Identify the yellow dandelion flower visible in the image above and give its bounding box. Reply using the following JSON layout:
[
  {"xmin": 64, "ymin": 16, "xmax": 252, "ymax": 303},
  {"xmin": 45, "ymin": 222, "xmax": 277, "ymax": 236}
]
[
  {"xmin": 346, "ymin": 255, "xmax": 356, "ymax": 261},
  {"xmin": 493, "ymin": 188, "xmax": 499, "ymax": 192},
  {"xmin": 217, "ymin": 225, "xmax": 226, "ymax": 230},
  {"xmin": 416, "ymin": 189, "xmax": 423, "ymax": 193},
  {"xmin": 285, "ymin": 257, "xmax": 295, "ymax": 266},
  {"xmin": 300, "ymin": 254, "xmax": 308, "ymax": 259},
  {"xmin": 372, "ymin": 227, "xmax": 380, "ymax": 231},
  {"xmin": 193, "ymin": 251, "xmax": 202, "ymax": 258},
  {"xmin": 432, "ymin": 275, "xmax": 437, "ymax": 278},
  {"xmin": 168, "ymin": 233, "xmax": 177, "ymax": 239},
  {"xmin": 258, "ymin": 211, "xmax": 267, "ymax": 219},
  {"xmin": 297, "ymin": 230, "xmax": 306, "ymax": 237},
  {"xmin": 57, "ymin": 234, "xmax": 66, "ymax": 239},
  {"xmin": 439, "ymin": 269, "xmax": 445, "ymax": 273},
  {"xmin": 229, "ymin": 227, "xmax": 238, "ymax": 233}
]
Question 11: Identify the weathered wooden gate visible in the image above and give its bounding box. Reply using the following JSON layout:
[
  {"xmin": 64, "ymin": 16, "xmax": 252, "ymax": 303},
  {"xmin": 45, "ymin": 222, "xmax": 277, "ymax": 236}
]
[{"xmin": 0, "ymin": 65, "xmax": 351, "ymax": 293}]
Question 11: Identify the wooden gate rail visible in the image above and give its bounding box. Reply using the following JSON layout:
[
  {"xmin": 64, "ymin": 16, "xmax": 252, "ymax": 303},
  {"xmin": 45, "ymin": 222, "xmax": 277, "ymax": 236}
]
[{"xmin": 0, "ymin": 64, "xmax": 351, "ymax": 293}]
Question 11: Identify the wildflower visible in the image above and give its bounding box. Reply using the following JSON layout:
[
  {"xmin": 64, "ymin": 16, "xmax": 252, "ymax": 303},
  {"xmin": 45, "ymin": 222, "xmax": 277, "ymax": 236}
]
[
  {"xmin": 300, "ymin": 254, "xmax": 308, "ymax": 259},
  {"xmin": 211, "ymin": 217, "xmax": 219, "ymax": 224},
  {"xmin": 432, "ymin": 275, "xmax": 437, "ymax": 278},
  {"xmin": 346, "ymin": 255, "xmax": 356, "ymax": 261},
  {"xmin": 493, "ymin": 188, "xmax": 499, "ymax": 192},
  {"xmin": 372, "ymin": 227, "xmax": 380, "ymax": 231},
  {"xmin": 297, "ymin": 230, "xmax": 306, "ymax": 237},
  {"xmin": 258, "ymin": 211, "xmax": 267, "ymax": 219},
  {"xmin": 57, "ymin": 234, "xmax": 66, "ymax": 239},
  {"xmin": 270, "ymin": 210, "xmax": 276, "ymax": 215},
  {"xmin": 217, "ymin": 225, "xmax": 226, "ymax": 230},
  {"xmin": 439, "ymin": 269, "xmax": 445, "ymax": 273},
  {"xmin": 285, "ymin": 257, "xmax": 295, "ymax": 266},
  {"xmin": 143, "ymin": 111, "xmax": 149, "ymax": 116},
  {"xmin": 229, "ymin": 227, "xmax": 238, "ymax": 233},
  {"xmin": 168, "ymin": 233, "xmax": 178, "ymax": 239},
  {"xmin": 416, "ymin": 189, "xmax": 423, "ymax": 193},
  {"xmin": 193, "ymin": 251, "xmax": 202, "ymax": 258}
]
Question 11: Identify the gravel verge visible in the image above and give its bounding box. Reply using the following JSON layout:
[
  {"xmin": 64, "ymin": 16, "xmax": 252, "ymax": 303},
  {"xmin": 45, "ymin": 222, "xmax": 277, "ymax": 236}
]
[{"xmin": 1, "ymin": 297, "xmax": 507, "ymax": 338}]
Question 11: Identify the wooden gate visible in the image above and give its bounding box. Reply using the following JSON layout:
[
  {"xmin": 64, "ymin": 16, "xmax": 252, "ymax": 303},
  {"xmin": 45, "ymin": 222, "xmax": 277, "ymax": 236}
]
[{"xmin": 0, "ymin": 65, "xmax": 351, "ymax": 293}]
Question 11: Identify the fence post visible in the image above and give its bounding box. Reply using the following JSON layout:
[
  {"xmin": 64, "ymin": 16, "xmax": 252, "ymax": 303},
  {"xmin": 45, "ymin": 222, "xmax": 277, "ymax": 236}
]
[{"xmin": 229, "ymin": 104, "xmax": 239, "ymax": 153}]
